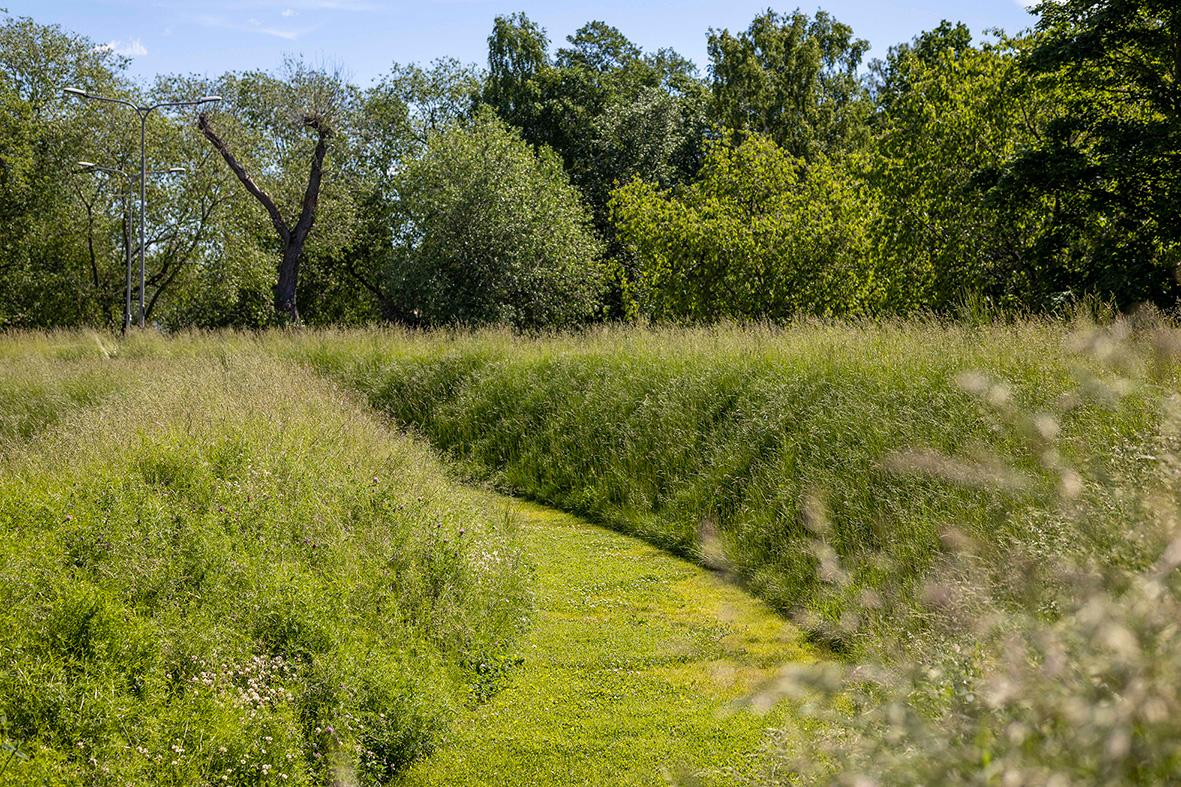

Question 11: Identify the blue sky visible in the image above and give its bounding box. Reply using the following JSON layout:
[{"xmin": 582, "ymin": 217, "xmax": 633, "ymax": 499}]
[{"xmin": 10, "ymin": 0, "xmax": 1037, "ymax": 86}]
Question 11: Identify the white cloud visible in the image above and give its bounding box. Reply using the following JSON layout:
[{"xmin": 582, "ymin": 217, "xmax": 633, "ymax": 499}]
[
  {"xmin": 193, "ymin": 14, "xmax": 311, "ymax": 40},
  {"xmin": 257, "ymin": 26, "xmax": 302, "ymax": 40},
  {"xmin": 281, "ymin": 8, "xmax": 297, "ymax": 17},
  {"xmin": 98, "ymin": 38, "xmax": 150, "ymax": 57}
]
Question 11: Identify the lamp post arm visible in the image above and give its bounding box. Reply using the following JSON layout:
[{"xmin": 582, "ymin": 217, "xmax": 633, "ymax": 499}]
[
  {"xmin": 149, "ymin": 99, "xmax": 217, "ymax": 113},
  {"xmin": 65, "ymin": 88, "xmax": 217, "ymax": 329},
  {"xmin": 76, "ymin": 93, "xmax": 140, "ymax": 112}
]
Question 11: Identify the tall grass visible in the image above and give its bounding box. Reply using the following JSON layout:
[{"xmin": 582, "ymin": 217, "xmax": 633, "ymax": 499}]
[
  {"xmin": 0, "ymin": 340, "xmax": 529, "ymax": 784},
  {"xmin": 283, "ymin": 316, "xmax": 1181, "ymax": 779},
  {"xmin": 6, "ymin": 322, "xmax": 1180, "ymax": 783},
  {"xmin": 293, "ymin": 321, "xmax": 1175, "ymax": 644},
  {"xmin": 292, "ymin": 318, "xmax": 1181, "ymax": 783},
  {"xmin": 0, "ymin": 332, "xmax": 125, "ymax": 452}
]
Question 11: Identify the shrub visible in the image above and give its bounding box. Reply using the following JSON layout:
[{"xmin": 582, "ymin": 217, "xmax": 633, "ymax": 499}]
[
  {"xmin": 386, "ymin": 111, "xmax": 610, "ymax": 329},
  {"xmin": 610, "ymin": 134, "xmax": 881, "ymax": 320}
]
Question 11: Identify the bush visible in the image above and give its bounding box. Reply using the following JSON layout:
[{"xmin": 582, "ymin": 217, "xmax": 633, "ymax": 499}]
[
  {"xmin": 611, "ymin": 134, "xmax": 882, "ymax": 320},
  {"xmin": 386, "ymin": 111, "xmax": 610, "ymax": 329}
]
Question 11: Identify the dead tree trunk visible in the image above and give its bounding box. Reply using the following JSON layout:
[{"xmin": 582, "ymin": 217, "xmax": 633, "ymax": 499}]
[{"xmin": 198, "ymin": 112, "xmax": 330, "ymax": 324}]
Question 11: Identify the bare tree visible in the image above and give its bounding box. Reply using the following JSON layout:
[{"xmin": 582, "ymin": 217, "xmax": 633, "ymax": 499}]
[{"xmin": 197, "ymin": 107, "xmax": 331, "ymax": 323}]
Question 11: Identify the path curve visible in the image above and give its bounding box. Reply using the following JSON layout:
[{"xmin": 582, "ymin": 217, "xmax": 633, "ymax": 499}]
[{"xmin": 398, "ymin": 495, "xmax": 817, "ymax": 786}]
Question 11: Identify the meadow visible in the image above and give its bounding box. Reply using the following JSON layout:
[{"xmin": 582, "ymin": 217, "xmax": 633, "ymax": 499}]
[
  {"xmin": 293, "ymin": 317, "xmax": 1181, "ymax": 782},
  {"xmin": 0, "ymin": 334, "xmax": 529, "ymax": 784},
  {"xmin": 294, "ymin": 320, "xmax": 1175, "ymax": 639},
  {"xmin": 2, "ymin": 320, "xmax": 1181, "ymax": 784}
]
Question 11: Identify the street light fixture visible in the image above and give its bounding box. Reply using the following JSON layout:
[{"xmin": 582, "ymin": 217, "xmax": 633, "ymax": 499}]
[
  {"xmin": 76, "ymin": 161, "xmax": 186, "ymax": 333},
  {"xmin": 64, "ymin": 87, "xmax": 220, "ymax": 327}
]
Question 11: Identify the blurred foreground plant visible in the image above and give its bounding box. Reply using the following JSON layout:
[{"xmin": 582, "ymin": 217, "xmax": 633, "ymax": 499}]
[{"xmin": 752, "ymin": 321, "xmax": 1181, "ymax": 784}]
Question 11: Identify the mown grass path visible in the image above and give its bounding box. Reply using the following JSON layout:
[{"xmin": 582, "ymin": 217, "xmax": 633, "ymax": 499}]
[{"xmin": 399, "ymin": 496, "xmax": 817, "ymax": 786}]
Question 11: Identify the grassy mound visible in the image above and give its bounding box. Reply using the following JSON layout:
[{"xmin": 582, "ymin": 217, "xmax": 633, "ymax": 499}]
[
  {"xmin": 296, "ymin": 322, "xmax": 1176, "ymax": 641},
  {"xmin": 0, "ymin": 341, "xmax": 528, "ymax": 784},
  {"xmin": 294, "ymin": 320, "xmax": 1181, "ymax": 782},
  {"xmin": 294, "ymin": 321, "xmax": 1181, "ymax": 782}
]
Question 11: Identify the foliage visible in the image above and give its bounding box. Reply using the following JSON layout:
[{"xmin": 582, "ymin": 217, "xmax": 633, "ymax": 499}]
[
  {"xmin": 0, "ymin": 337, "xmax": 528, "ymax": 784},
  {"xmin": 332, "ymin": 59, "xmax": 482, "ymax": 322},
  {"xmin": 2, "ymin": 2, "xmax": 1180, "ymax": 325},
  {"xmin": 0, "ymin": 15, "xmax": 130, "ymax": 327},
  {"xmin": 385, "ymin": 111, "xmax": 608, "ymax": 328},
  {"xmin": 706, "ymin": 9, "xmax": 872, "ymax": 159},
  {"xmin": 865, "ymin": 26, "xmax": 1054, "ymax": 311},
  {"xmin": 481, "ymin": 14, "xmax": 708, "ymax": 238},
  {"xmin": 997, "ymin": 0, "xmax": 1181, "ymax": 310},
  {"xmin": 612, "ymin": 133, "xmax": 880, "ymax": 320}
]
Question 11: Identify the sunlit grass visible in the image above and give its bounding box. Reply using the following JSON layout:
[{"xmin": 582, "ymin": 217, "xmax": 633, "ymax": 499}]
[
  {"xmin": 5, "ymin": 320, "xmax": 1181, "ymax": 784},
  {"xmin": 293, "ymin": 319, "xmax": 1177, "ymax": 647},
  {"xmin": 399, "ymin": 497, "xmax": 817, "ymax": 786},
  {"xmin": 0, "ymin": 342, "xmax": 529, "ymax": 784}
]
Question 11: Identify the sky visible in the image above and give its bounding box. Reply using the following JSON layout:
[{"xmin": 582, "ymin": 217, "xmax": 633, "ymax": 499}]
[{"xmin": 9, "ymin": 0, "xmax": 1038, "ymax": 86}]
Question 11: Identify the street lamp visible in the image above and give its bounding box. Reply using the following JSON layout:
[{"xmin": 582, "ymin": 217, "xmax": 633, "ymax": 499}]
[
  {"xmin": 65, "ymin": 88, "xmax": 220, "ymax": 327},
  {"xmin": 76, "ymin": 161, "xmax": 186, "ymax": 333}
]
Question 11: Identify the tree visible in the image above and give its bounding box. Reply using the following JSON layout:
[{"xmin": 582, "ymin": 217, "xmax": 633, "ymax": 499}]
[
  {"xmin": 707, "ymin": 9, "xmax": 872, "ymax": 159},
  {"xmin": 865, "ymin": 26, "xmax": 1055, "ymax": 311},
  {"xmin": 1003, "ymin": 0, "xmax": 1181, "ymax": 308},
  {"xmin": 611, "ymin": 133, "xmax": 880, "ymax": 321},
  {"xmin": 484, "ymin": 12, "xmax": 550, "ymax": 142},
  {"xmin": 386, "ymin": 111, "xmax": 608, "ymax": 328},
  {"xmin": 480, "ymin": 15, "xmax": 709, "ymax": 266},
  {"xmin": 197, "ymin": 61, "xmax": 350, "ymax": 323},
  {"xmin": 551, "ymin": 24, "xmax": 709, "ymax": 222},
  {"xmin": 0, "ymin": 14, "xmax": 131, "ymax": 327},
  {"xmin": 334, "ymin": 59, "xmax": 482, "ymax": 321}
]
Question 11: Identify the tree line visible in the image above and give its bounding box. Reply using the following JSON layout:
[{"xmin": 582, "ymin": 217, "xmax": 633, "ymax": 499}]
[{"xmin": 0, "ymin": 0, "xmax": 1177, "ymax": 329}]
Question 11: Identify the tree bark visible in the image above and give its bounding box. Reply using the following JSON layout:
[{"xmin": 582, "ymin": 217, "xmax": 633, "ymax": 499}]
[{"xmin": 198, "ymin": 112, "xmax": 330, "ymax": 324}]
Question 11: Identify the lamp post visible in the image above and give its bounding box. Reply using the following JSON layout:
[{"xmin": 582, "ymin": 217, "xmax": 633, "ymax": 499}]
[
  {"xmin": 76, "ymin": 162, "xmax": 186, "ymax": 333},
  {"xmin": 65, "ymin": 88, "xmax": 220, "ymax": 327}
]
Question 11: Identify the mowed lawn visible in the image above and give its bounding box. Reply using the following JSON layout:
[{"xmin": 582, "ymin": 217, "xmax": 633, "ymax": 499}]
[{"xmin": 400, "ymin": 497, "xmax": 817, "ymax": 786}]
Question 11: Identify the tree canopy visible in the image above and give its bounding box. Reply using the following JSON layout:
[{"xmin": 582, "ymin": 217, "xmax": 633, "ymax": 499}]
[{"xmin": 0, "ymin": 2, "xmax": 1178, "ymax": 327}]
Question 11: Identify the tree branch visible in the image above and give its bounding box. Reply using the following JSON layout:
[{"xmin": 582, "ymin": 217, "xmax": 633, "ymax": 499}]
[
  {"xmin": 341, "ymin": 255, "xmax": 389, "ymax": 304},
  {"xmin": 198, "ymin": 112, "xmax": 291, "ymax": 244},
  {"xmin": 291, "ymin": 122, "xmax": 331, "ymax": 250}
]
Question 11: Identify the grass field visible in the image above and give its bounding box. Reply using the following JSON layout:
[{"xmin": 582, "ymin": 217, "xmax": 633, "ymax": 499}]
[
  {"xmin": 293, "ymin": 319, "xmax": 1181, "ymax": 782},
  {"xmin": 0, "ymin": 336, "xmax": 529, "ymax": 784},
  {"xmin": 295, "ymin": 321, "xmax": 1176, "ymax": 638},
  {"xmin": 3, "ymin": 322, "xmax": 1181, "ymax": 784},
  {"xmin": 399, "ymin": 497, "xmax": 815, "ymax": 786}
]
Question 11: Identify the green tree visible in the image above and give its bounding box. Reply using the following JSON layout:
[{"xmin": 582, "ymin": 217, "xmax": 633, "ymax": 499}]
[
  {"xmin": 706, "ymin": 9, "xmax": 872, "ymax": 159},
  {"xmin": 484, "ymin": 12, "xmax": 550, "ymax": 142},
  {"xmin": 611, "ymin": 133, "xmax": 880, "ymax": 321},
  {"xmin": 0, "ymin": 14, "xmax": 129, "ymax": 327},
  {"xmin": 330, "ymin": 59, "xmax": 482, "ymax": 322},
  {"xmin": 1002, "ymin": 0, "xmax": 1181, "ymax": 308},
  {"xmin": 481, "ymin": 15, "xmax": 708, "ymax": 233},
  {"xmin": 196, "ymin": 60, "xmax": 356, "ymax": 323},
  {"xmin": 386, "ymin": 111, "xmax": 608, "ymax": 328},
  {"xmin": 866, "ymin": 25, "xmax": 1055, "ymax": 311}
]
